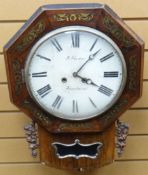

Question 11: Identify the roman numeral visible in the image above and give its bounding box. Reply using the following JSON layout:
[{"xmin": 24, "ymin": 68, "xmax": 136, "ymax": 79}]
[
  {"xmin": 52, "ymin": 95, "xmax": 63, "ymax": 109},
  {"xmin": 51, "ymin": 39, "xmax": 62, "ymax": 52},
  {"xmin": 36, "ymin": 54, "xmax": 51, "ymax": 61},
  {"xmin": 98, "ymin": 85, "xmax": 113, "ymax": 97},
  {"xmin": 104, "ymin": 71, "xmax": 119, "ymax": 77},
  {"xmin": 71, "ymin": 32, "xmax": 80, "ymax": 48},
  {"xmin": 72, "ymin": 100, "xmax": 79, "ymax": 113},
  {"xmin": 89, "ymin": 38, "xmax": 98, "ymax": 51},
  {"xmin": 37, "ymin": 84, "xmax": 51, "ymax": 98},
  {"xmin": 100, "ymin": 52, "xmax": 114, "ymax": 62},
  {"xmin": 89, "ymin": 97, "xmax": 97, "ymax": 108},
  {"xmin": 32, "ymin": 72, "xmax": 47, "ymax": 77}
]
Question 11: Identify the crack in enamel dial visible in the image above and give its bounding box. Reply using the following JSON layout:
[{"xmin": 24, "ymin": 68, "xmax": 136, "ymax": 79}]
[{"xmin": 25, "ymin": 26, "xmax": 127, "ymax": 121}]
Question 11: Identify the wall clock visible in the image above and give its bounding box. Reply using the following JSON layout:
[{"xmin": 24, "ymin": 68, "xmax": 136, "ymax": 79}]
[{"xmin": 4, "ymin": 3, "xmax": 144, "ymax": 171}]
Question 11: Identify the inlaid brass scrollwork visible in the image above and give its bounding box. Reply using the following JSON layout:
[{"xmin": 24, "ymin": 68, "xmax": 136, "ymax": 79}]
[
  {"xmin": 54, "ymin": 13, "xmax": 94, "ymax": 22},
  {"xmin": 15, "ymin": 20, "xmax": 46, "ymax": 52},
  {"xmin": 12, "ymin": 59, "xmax": 23, "ymax": 96},
  {"xmin": 103, "ymin": 16, "xmax": 135, "ymax": 48}
]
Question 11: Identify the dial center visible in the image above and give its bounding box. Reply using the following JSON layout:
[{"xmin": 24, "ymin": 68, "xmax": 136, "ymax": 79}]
[{"xmin": 61, "ymin": 77, "xmax": 67, "ymax": 83}]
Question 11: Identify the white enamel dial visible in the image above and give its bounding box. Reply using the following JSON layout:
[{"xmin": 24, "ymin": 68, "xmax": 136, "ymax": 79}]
[{"xmin": 25, "ymin": 26, "xmax": 127, "ymax": 120}]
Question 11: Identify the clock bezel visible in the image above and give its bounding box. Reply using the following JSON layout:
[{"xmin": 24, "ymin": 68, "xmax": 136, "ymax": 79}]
[{"xmin": 24, "ymin": 25, "xmax": 127, "ymax": 121}]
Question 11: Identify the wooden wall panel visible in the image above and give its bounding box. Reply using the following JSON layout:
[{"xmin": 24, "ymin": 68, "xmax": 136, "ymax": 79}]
[
  {"xmin": 0, "ymin": 112, "xmax": 30, "ymax": 137},
  {"xmin": 121, "ymin": 110, "xmax": 148, "ymax": 135},
  {"xmin": 0, "ymin": 85, "xmax": 18, "ymax": 111},
  {"xmin": 116, "ymin": 136, "xmax": 148, "ymax": 160},
  {"xmin": 0, "ymin": 0, "xmax": 148, "ymax": 174},
  {"xmin": 144, "ymin": 52, "xmax": 148, "ymax": 79},
  {"xmin": 96, "ymin": 162, "xmax": 148, "ymax": 175},
  {"xmin": 0, "ymin": 138, "xmax": 39, "ymax": 162},
  {"xmin": 0, "ymin": 55, "xmax": 6, "ymax": 82},
  {"xmin": 126, "ymin": 21, "xmax": 148, "ymax": 49},
  {"xmin": 132, "ymin": 82, "xmax": 148, "ymax": 108},
  {"xmin": 0, "ymin": 23, "xmax": 23, "ymax": 53},
  {"xmin": 0, "ymin": 0, "xmax": 148, "ymax": 20},
  {"xmin": 0, "ymin": 162, "xmax": 147, "ymax": 175},
  {"xmin": 0, "ymin": 161, "xmax": 148, "ymax": 175}
]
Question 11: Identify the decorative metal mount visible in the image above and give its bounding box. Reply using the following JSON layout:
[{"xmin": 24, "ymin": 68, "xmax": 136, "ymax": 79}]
[
  {"xmin": 116, "ymin": 120, "xmax": 129, "ymax": 157},
  {"xmin": 52, "ymin": 139, "xmax": 103, "ymax": 159},
  {"xmin": 24, "ymin": 121, "xmax": 39, "ymax": 157}
]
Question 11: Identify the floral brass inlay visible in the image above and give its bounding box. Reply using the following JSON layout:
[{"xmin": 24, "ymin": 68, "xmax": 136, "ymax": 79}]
[
  {"xmin": 59, "ymin": 122, "xmax": 92, "ymax": 131},
  {"xmin": 103, "ymin": 99, "xmax": 128, "ymax": 122},
  {"xmin": 12, "ymin": 59, "xmax": 23, "ymax": 96},
  {"xmin": 15, "ymin": 20, "xmax": 46, "ymax": 52},
  {"xmin": 53, "ymin": 13, "xmax": 94, "ymax": 22},
  {"xmin": 128, "ymin": 55, "xmax": 138, "ymax": 91},
  {"xmin": 103, "ymin": 16, "xmax": 135, "ymax": 48}
]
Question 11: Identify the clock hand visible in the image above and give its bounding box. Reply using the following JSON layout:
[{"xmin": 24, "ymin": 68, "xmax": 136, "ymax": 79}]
[
  {"xmin": 86, "ymin": 78, "xmax": 100, "ymax": 88},
  {"xmin": 74, "ymin": 74, "xmax": 100, "ymax": 88},
  {"xmin": 73, "ymin": 49, "xmax": 101, "ymax": 77},
  {"xmin": 73, "ymin": 74, "xmax": 88, "ymax": 83},
  {"xmin": 89, "ymin": 49, "xmax": 101, "ymax": 60}
]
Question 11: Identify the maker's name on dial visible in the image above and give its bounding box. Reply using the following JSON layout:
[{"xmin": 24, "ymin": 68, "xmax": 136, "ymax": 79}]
[
  {"xmin": 66, "ymin": 86, "xmax": 87, "ymax": 90},
  {"xmin": 66, "ymin": 56, "xmax": 85, "ymax": 60}
]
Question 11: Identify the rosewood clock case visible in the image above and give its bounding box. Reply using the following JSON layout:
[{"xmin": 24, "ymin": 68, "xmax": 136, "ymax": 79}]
[
  {"xmin": 4, "ymin": 4, "xmax": 144, "ymax": 133},
  {"xmin": 4, "ymin": 3, "xmax": 144, "ymax": 170}
]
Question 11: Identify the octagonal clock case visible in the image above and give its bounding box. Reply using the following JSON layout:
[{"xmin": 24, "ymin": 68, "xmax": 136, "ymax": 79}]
[{"xmin": 4, "ymin": 3, "xmax": 144, "ymax": 171}]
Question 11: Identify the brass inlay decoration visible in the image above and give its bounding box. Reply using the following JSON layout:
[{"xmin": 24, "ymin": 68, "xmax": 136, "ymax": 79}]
[
  {"xmin": 103, "ymin": 99, "xmax": 128, "ymax": 122},
  {"xmin": 103, "ymin": 16, "xmax": 135, "ymax": 48},
  {"xmin": 53, "ymin": 13, "xmax": 94, "ymax": 22},
  {"xmin": 15, "ymin": 20, "xmax": 46, "ymax": 52},
  {"xmin": 128, "ymin": 55, "xmax": 138, "ymax": 91},
  {"xmin": 12, "ymin": 59, "xmax": 23, "ymax": 96},
  {"xmin": 59, "ymin": 122, "xmax": 92, "ymax": 131},
  {"xmin": 22, "ymin": 99, "xmax": 52, "ymax": 126}
]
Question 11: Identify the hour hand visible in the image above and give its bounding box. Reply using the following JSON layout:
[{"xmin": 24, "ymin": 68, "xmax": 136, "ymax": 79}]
[
  {"xmin": 86, "ymin": 79, "xmax": 99, "ymax": 87},
  {"xmin": 73, "ymin": 73, "xmax": 87, "ymax": 82},
  {"xmin": 73, "ymin": 73, "xmax": 99, "ymax": 88}
]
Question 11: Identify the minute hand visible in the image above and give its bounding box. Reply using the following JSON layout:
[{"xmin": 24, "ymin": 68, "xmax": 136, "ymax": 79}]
[{"xmin": 73, "ymin": 49, "xmax": 101, "ymax": 76}]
